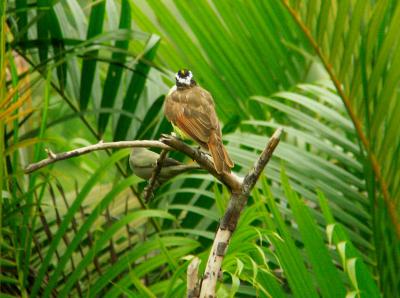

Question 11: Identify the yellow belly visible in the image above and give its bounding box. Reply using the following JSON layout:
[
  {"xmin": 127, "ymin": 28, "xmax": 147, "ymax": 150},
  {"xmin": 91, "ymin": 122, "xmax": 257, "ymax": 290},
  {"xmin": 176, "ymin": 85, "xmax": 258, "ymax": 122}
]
[{"xmin": 172, "ymin": 123, "xmax": 191, "ymax": 140}]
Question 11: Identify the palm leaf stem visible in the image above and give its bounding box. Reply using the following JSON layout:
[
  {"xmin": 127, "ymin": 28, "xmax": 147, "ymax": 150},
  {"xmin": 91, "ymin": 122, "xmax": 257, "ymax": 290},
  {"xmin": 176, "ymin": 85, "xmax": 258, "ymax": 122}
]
[{"xmin": 281, "ymin": 0, "xmax": 400, "ymax": 238}]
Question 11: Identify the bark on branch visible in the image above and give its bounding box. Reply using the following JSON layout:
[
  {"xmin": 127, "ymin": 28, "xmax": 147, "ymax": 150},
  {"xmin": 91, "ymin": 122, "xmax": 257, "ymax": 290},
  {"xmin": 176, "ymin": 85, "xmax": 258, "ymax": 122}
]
[
  {"xmin": 143, "ymin": 149, "xmax": 169, "ymax": 202},
  {"xmin": 160, "ymin": 134, "xmax": 241, "ymax": 192},
  {"xmin": 23, "ymin": 128, "xmax": 283, "ymax": 298},
  {"xmin": 187, "ymin": 257, "xmax": 201, "ymax": 298},
  {"xmin": 198, "ymin": 128, "xmax": 283, "ymax": 298},
  {"xmin": 24, "ymin": 140, "xmax": 170, "ymax": 174}
]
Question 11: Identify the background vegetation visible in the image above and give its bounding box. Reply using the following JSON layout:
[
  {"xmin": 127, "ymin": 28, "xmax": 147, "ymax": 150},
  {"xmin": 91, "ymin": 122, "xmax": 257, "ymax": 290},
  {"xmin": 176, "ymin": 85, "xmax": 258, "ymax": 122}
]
[{"xmin": 1, "ymin": 0, "xmax": 399, "ymax": 297}]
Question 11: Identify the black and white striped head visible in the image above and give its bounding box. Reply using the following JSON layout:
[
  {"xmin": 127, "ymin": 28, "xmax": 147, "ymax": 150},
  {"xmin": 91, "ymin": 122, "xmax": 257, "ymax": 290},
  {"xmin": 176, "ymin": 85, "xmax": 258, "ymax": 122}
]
[{"xmin": 175, "ymin": 69, "xmax": 196, "ymax": 87}]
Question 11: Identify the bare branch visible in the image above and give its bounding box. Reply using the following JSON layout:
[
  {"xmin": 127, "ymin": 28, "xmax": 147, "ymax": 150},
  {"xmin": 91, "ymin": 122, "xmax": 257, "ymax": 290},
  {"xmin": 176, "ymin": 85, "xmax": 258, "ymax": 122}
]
[
  {"xmin": 187, "ymin": 257, "xmax": 201, "ymax": 298},
  {"xmin": 199, "ymin": 128, "xmax": 283, "ymax": 298},
  {"xmin": 143, "ymin": 149, "xmax": 169, "ymax": 202},
  {"xmin": 160, "ymin": 134, "xmax": 241, "ymax": 192},
  {"xmin": 24, "ymin": 140, "xmax": 171, "ymax": 174},
  {"xmin": 220, "ymin": 127, "xmax": 283, "ymax": 232},
  {"xmin": 23, "ymin": 127, "xmax": 282, "ymax": 298}
]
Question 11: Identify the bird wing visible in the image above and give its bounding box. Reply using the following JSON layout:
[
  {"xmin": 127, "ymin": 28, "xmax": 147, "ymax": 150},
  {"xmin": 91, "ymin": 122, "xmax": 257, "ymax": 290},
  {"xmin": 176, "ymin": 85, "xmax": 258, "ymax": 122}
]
[
  {"xmin": 161, "ymin": 157, "xmax": 183, "ymax": 167},
  {"xmin": 165, "ymin": 86, "xmax": 219, "ymax": 146}
]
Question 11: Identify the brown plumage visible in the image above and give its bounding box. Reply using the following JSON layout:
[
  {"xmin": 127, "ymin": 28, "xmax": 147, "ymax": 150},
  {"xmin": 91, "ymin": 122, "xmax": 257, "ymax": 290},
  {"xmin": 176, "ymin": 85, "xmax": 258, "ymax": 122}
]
[{"xmin": 164, "ymin": 71, "xmax": 234, "ymax": 174}]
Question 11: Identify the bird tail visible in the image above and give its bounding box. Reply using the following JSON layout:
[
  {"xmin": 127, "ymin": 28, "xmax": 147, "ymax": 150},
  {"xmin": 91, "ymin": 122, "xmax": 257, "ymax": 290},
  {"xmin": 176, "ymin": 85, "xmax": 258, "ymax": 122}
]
[{"xmin": 208, "ymin": 132, "xmax": 234, "ymax": 174}]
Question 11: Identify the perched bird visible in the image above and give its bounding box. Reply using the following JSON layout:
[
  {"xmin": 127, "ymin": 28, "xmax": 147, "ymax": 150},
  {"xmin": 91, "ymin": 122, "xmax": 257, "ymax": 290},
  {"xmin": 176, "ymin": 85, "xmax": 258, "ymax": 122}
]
[
  {"xmin": 164, "ymin": 69, "xmax": 234, "ymax": 174},
  {"xmin": 129, "ymin": 147, "xmax": 199, "ymax": 184}
]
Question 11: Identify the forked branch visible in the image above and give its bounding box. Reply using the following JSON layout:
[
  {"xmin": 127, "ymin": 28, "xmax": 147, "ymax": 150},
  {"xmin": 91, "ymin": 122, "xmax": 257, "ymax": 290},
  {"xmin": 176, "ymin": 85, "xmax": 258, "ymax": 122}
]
[
  {"xmin": 24, "ymin": 128, "xmax": 283, "ymax": 298},
  {"xmin": 198, "ymin": 127, "xmax": 282, "ymax": 298}
]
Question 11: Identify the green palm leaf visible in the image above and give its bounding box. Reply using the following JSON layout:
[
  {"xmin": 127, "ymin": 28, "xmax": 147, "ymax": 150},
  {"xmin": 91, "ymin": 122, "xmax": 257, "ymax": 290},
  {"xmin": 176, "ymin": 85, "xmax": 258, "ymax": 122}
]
[{"xmin": 3, "ymin": 1, "xmax": 400, "ymax": 297}]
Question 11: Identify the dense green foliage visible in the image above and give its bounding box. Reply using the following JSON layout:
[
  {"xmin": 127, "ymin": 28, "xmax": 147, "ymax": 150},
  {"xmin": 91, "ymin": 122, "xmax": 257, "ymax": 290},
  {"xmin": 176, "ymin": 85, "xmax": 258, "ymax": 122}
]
[{"xmin": 1, "ymin": 0, "xmax": 399, "ymax": 297}]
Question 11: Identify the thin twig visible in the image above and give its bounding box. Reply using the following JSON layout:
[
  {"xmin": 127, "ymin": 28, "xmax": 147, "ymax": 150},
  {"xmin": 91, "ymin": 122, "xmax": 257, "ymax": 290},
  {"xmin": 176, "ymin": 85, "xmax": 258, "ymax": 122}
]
[
  {"xmin": 198, "ymin": 128, "xmax": 283, "ymax": 298},
  {"xmin": 143, "ymin": 149, "xmax": 169, "ymax": 202},
  {"xmin": 24, "ymin": 140, "xmax": 170, "ymax": 174}
]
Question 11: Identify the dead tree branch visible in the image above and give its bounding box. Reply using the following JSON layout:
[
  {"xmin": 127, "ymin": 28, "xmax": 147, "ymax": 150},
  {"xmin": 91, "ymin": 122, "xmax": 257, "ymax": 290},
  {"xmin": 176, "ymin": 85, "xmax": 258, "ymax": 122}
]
[
  {"xmin": 160, "ymin": 134, "xmax": 241, "ymax": 192},
  {"xmin": 143, "ymin": 149, "xmax": 169, "ymax": 202},
  {"xmin": 23, "ymin": 128, "xmax": 283, "ymax": 298},
  {"xmin": 24, "ymin": 140, "xmax": 170, "ymax": 174},
  {"xmin": 198, "ymin": 128, "xmax": 283, "ymax": 298},
  {"xmin": 187, "ymin": 257, "xmax": 201, "ymax": 298}
]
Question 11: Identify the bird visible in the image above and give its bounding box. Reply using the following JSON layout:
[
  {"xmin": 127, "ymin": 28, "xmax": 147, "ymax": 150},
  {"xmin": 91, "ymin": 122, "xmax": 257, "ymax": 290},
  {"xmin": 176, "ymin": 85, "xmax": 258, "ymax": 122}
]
[
  {"xmin": 164, "ymin": 69, "xmax": 234, "ymax": 174},
  {"xmin": 129, "ymin": 147, "xmax": 199, "ymax": 184}
]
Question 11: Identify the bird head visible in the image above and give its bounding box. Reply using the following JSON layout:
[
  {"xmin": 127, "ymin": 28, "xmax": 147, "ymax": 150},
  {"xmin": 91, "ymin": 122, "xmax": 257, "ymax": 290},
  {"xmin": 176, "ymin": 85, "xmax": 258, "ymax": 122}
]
[{"xmin": 175, "ymin": 69, "xmax": 195, "ymax": 87}]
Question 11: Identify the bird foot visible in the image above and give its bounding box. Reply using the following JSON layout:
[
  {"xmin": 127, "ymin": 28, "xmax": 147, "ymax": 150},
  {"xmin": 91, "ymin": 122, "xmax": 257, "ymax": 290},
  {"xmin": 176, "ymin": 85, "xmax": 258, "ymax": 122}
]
[
  {"xmin": 161, "ymin": 133, "xmax": 173, "ymax": 139},
  {"xmin": 160, "ymin": 133, "xmax": 181, "ymax": 144},
  {"xmin": 195, "ymin": 148, "xmax": 212, "ymax": 161},
  {"xmin": 194, "ymin": 147, "xmax": 205, "ymax": 159},
  {"xmin": 162, "ymin": 132, "xmax": 183, "ymax": 141}
]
